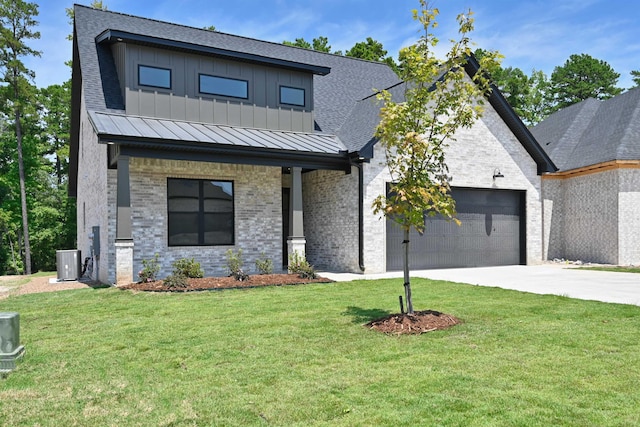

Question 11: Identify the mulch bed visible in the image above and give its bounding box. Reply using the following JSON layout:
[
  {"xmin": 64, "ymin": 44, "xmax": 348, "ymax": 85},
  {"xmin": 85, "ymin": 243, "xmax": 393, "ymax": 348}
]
[
  {"xmin": 366, "ymin": 310, "xmax": 461, "ymax": 335},
  {"xmin": 119, "ymin": 273, "xmax": 333, "ymax": 292}
]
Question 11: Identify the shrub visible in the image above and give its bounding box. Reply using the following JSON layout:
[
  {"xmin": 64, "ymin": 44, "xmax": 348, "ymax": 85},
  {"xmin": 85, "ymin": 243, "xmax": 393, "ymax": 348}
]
[
  {"xmin": 172, "ymin": 258, "xmax": 204, "ymax": 278},
  {"xmin": 163, "ymin": 273, "xmax": 189, "ymax": 289},
  {"xmin": 255, "ymin": 253, "xmax": 274, "ymax": 275},
  {"xmin": 139, "ymin": 254, "xmax": 160, "ymax": 282},
  {"xmin": 226, "ymin": 249, "xmax": 250, "ymax": 281},
  {"xmin": 288, "ymin": 251, "xmax": 317, "ymax": 279}
]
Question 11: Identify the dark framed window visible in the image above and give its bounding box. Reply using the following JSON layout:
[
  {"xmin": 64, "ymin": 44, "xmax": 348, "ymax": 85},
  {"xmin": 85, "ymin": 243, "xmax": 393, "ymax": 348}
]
[
  {"xmin": 167, "ymin": 179, "xmax": 234, "ymax": 246},
  {"xmin": 138, "ymin": 65, "xmax": 172, "ymax": 89},
  {"xmin": 199, "ymin": 74, "xmax": 248, "ymax": 99},
  {"xmin": 280, "ymin": 86, "xmax": 305, "ymax": 107}
]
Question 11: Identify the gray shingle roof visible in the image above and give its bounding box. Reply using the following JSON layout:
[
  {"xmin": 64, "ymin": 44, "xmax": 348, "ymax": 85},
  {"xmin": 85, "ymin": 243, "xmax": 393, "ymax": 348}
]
[
  {"xmin": 531, "ymin": 88, "xmax": 640, "ymax": 171},
  {"xmin": 73, "ymin": 4, "xmax": 401, "ymax": 140}
]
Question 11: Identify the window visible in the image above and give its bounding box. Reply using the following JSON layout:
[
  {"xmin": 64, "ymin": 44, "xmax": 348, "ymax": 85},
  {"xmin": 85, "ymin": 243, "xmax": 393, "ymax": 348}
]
[
  {"xmin": 138, "ymin": 65, "xmax": 171, "ymax": 89},
  {"xmin": 199, "ymin": 74, "xmax": 248, "ymax": 99},
  {"xmin": 167, "ymin": 179, "xmax": 234, "ymax": 246},
  {"xmin": 280, "ymin": 86, "xmax": 305, "ymax": 107}
]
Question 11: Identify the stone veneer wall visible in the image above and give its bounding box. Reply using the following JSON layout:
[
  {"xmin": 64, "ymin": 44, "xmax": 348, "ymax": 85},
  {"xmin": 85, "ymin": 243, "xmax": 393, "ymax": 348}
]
[
  {"xmin": 363, "ymin": 101, "xmax": 543, "ymax": 273},
  {"xmin": 618, "ymin": 168, "xmax": 640, "ymax": 265},
  {"xmin": 123, "ymin": 159, "xmax": 282, "ymax": 279},
  {"xmin": 76, "ymin": 91, "xmax": 112, "ymax": 284},
  {"xmin": 543, "ymin": 170, "xmax": 619, "ymax": 264},
  {"xmin": 302, "ymin": 168, "xmax": 359, "ymax": 272}
]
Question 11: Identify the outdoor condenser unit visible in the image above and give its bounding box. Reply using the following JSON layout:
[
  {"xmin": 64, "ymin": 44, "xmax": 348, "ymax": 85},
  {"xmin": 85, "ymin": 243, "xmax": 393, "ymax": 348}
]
[
  {"xmin": 56, "ymin": 249, "xmax": 81, "ymax": 281},
  {"xmin": 0, "ymin": 312, "xmax": 25, "ymax": 373}
]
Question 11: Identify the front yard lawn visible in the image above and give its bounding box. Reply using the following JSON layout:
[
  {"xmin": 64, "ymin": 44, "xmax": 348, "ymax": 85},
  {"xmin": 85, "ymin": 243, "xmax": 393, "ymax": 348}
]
[{"xmin": 1, "ymin": 278, "xmax": 639, "ymax": 426}]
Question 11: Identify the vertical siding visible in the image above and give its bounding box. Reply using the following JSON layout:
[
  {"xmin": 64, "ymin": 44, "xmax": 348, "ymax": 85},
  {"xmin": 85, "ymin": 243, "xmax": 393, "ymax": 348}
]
[{"xmin": 123, "ymin": 45, "xmax": 314, "ymax": 132}]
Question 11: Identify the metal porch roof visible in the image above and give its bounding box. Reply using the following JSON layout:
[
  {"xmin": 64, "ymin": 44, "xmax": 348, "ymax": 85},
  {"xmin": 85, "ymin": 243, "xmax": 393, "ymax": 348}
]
[{"xmin": 88, "ymin": 111, "xmax": 347, "ymax": 155}]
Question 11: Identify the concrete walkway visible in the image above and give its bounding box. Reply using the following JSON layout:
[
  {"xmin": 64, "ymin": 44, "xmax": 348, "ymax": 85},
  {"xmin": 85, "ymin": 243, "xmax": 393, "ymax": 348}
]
[{"xmin": 321, "ymin": 264, "xmax": 640, "ymax": 306}]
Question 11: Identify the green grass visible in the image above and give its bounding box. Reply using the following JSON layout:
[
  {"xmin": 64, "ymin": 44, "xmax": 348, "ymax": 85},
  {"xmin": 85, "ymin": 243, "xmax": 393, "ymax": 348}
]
[
  {"xmin": 577, "ymin": 266, "xmax": 640, "ymax": 274},
  {"xmin": 1, "ymin": 278, "xmax": 639, "ymax": 426}
]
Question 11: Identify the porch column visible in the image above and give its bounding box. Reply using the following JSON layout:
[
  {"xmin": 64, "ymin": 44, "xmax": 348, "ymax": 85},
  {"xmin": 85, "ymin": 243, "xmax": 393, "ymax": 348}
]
[
  {"xmin": 115, "ymin": 155, "xmax": 134, "ymax": 286},
  {"xmin": 287, "ymin": 166, "xmax": 306, "ymax": 260}
]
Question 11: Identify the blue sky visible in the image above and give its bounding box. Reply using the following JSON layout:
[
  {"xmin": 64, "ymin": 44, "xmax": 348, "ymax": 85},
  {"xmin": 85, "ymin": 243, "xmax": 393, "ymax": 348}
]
[{"xmin": 25, "ymin": 0, "xmax": 640, "ymax": 89}]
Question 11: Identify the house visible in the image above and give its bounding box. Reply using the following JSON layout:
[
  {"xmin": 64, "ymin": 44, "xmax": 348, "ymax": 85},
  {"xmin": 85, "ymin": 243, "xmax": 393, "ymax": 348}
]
[
  {"xmin": 532, "ymin": 89, "xmax": 640, "ymax": 265},
  {"xmin": 69, "ymin": 5, "xmax": 556, "ymax": 285}
]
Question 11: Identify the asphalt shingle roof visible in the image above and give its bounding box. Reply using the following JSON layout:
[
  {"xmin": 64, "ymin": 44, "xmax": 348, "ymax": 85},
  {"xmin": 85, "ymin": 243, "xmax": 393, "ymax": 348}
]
[{"xmin": 531, "ymin": 88, "xmax": 640, "ymax": 171}]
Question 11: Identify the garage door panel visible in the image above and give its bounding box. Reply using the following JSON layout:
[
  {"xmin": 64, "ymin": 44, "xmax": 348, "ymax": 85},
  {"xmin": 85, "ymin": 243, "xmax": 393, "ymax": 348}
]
[{"xmin": 386, "ymin": 188, "xmax": 525, "ymax": 270}]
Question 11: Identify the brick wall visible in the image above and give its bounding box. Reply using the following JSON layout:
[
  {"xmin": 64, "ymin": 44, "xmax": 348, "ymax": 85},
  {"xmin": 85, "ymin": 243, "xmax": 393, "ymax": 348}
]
[
  {"xmin": 76, "ymin": 90, "xmax": 112, "ymax": 284},
  {"xmin": 126, "ymin": 159, "xmax": 282, "ymax": 279},
  {"xmin": 362, "ymin": 101, "xmax": 543, "ymax": 272},
  {"xmin": 618, "ymin": 169, "xmax": 640, "ymax": 265},
  {"xmin": 302, "ymin": 168, "xmax": 359, "ymax": 271},
  {"xmin": 543, "ymin": 170, "xmax": 619, "ymax": 264}
]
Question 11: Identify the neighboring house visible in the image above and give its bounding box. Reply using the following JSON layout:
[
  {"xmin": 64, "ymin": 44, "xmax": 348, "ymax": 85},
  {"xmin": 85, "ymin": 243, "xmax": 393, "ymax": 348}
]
[
  {"xmin": 532, "ymin": 89, "xmax": 640, "ymax": 265},
  {"xmin": 69, "ymin": 5, "xmax": 555, "ymax": 285}
]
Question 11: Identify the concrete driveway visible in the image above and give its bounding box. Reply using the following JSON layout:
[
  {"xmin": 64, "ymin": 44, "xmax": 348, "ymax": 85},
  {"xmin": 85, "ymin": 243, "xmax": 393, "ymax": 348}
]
[{"xmin": 322, "ymin": 264, "xmax": 640, "ymax": 306}]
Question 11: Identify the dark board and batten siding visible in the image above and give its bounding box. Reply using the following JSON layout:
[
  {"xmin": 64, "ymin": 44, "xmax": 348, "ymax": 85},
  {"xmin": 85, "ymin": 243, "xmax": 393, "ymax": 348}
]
[
  {"xmin": 115, "ymin": 44, "xmax": 314, "ymax": 132},
  {"xmin": 386, "ymin": 187, "xmax": 526, "ymax": 270}
]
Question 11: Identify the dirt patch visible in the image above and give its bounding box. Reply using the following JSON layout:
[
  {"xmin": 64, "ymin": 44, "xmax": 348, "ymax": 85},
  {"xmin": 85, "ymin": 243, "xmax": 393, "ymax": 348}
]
[
  {"xmin": 120, "ymin": 273, "xmax": 333, "ymax": 292},
  {"xmin": 366, "ymin": 310, "xmax": 461, "ymax": 335},
  {"xmin": 0, "ymin": 275, "xmax": 95, "ymax": 300}
]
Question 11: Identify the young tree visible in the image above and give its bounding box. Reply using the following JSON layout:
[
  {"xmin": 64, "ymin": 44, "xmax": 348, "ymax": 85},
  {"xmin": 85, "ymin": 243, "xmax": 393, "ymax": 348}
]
[
  {"xmin": 547, "ymin": 53, "xmax": 622, "ymax": 113},
  {"xmin": 372, "ymin": 2, "xmax": 499, "ymax": 314},
  {"xmin": 0, "ymin": 0, "xmax": 41, "ymax": 274}
]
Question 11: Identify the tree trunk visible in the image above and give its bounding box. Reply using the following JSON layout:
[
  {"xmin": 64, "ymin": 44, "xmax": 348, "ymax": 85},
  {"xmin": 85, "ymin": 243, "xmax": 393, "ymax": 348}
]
[
  {"xmin": 403, "ymin": 227, "xmax": 414, "ymax": 314},
  {"xmin": 15, "ymin": 109, "xmax": 32, "ymax": 275}
]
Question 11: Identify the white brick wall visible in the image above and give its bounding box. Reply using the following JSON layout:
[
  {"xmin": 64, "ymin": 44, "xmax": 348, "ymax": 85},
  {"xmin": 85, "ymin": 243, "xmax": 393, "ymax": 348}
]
[
  {"xmin": 127, "ymin": 159, "xmax": 282, "ymax": 279},
  {"xmin": 362, "ymin": 100, "xmax": 543, "ymax": 272},
  {"xmin": 302, "ymin": 168, "xmax": 359, "ymax": 271},
  {"xmin": 619, "ymin": 169, "xmax": 640, "ymax": 265},
  {"xmin": 544, "ymin": 167, "xmax": 640, "ymax": 265},
  {"xmin": 76, "ymin": 88, "xmax": 111, "ymax": 284}
]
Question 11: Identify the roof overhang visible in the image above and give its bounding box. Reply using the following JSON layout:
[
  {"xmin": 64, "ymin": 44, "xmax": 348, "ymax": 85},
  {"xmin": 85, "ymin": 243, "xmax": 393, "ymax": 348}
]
[
  {"xmin": 95, "ymin": 29, "xmax": 331, "ymax": 76},
  {"xmin": 88, "ymin": 112, "xmax": 351, "ymax": 172}
]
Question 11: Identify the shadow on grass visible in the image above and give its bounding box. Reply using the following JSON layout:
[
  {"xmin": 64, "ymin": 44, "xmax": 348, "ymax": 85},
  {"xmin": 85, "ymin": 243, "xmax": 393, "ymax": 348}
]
[{"xmin": 343, "ymin": 306, "xmax": 393, "ymax": 324}]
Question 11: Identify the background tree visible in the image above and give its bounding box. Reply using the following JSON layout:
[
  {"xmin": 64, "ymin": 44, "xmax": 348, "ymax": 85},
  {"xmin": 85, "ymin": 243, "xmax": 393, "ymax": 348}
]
[
  {"xmin": 0, "ymin": 0, "xmax": 41, "ymax": 274},
  {"xmin": 346, "ymin": 37, "xmax": 398, "ymax": 72},
  {"xmin": 373, "ymin": 2, "xmax": 499, "ymax": 314},
  {"xmin": 631, "ymin": 70, "xmax": 640, "ymax": 88},
  {"xmin": 546, "ymin": 53, "xmax": 622, "ymax": 114},
  {"xmin": 283, "ymin": 36, "xmax": 333, "ymax": 53}
]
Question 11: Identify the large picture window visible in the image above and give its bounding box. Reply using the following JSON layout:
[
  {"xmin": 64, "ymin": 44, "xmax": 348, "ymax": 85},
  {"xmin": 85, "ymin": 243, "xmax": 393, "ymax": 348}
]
[
  {"xmin": 138, "ymin": 65, "xmax": 171, "ymax": 89},
  {"xmin": 167, "ymin": 179, "xmax": 234, "ymax": 246},
  {"xmin": 199, "ymin": 74, "xmax": 248, "ymax": 99}
]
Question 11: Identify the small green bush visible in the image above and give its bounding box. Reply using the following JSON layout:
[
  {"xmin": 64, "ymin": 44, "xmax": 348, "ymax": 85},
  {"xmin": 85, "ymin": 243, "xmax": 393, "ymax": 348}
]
[
  {"xmin": 139, "ymin": 254, "xmax": 160, "ymax": 282},
  {"xmin": 226, "ymin": 249, "xmax": 250, "ymax": 281},
  {"xmin": 255, "ymin": 253, "xmax": 274, "ymax": 275},
  {"xmin": 172, "ymin": 258, "xmax": 204, "ymax": 278},
  {"xmin": 163, "ymin": 273, "xmax": 189, "ymax": 289},
  {"xmin": 288, "ymin": 251, "xmax": 317, "ymax": 279}
]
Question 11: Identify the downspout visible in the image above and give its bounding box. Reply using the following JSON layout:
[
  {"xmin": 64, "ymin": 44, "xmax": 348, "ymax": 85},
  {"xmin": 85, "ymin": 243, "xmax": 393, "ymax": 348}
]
[{"xmin": 350, "ymin": 157, "xmax": 366, "ymax": 272}]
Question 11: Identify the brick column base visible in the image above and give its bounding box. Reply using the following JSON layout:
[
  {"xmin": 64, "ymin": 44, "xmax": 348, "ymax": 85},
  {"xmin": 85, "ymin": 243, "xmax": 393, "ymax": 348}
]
[{"xmin": 115, "ymin": 240, "xmax": 134, "ymax": 286}]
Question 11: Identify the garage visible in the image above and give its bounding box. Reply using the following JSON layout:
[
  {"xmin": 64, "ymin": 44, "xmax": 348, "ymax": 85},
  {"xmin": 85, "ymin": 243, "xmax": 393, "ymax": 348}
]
[{"xmin": 386, "ymin": 187, "xmax": 526, "ymax": 270}]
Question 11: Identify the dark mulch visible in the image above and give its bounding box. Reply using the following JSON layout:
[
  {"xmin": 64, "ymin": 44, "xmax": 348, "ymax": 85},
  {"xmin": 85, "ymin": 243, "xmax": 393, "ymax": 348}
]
[
  {"xmin": 120, "ymin": 273, "xmax": 333, "ymax": 292},
  {"xmin": 366, "ymin": 310, "xmax": 461, "ymax": 335}
]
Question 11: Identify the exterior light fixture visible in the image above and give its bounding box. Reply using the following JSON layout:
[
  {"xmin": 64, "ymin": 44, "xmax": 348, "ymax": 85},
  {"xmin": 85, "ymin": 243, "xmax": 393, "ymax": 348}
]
[{"xmin": 493, "ymin": 168, "xmax": 504, "ymax": 179}]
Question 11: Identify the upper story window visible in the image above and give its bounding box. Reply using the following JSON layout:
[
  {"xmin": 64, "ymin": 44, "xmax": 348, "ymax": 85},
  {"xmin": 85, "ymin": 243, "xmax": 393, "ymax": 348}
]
[
  {"xmin": 199, "ymin": 74, "xmax": 248, "ymax": 99},
  {"xmin": 138, "ymin": 65, "xmax": 171, "ymax": 89},
  {"xmin": 280, "ymin": 86, "xmax": 305, "ymax": 107}
]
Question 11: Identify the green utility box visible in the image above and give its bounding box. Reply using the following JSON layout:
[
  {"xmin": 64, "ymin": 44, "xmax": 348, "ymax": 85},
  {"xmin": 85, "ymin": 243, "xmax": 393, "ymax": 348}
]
[{"xmin": 0, "ymin": 312, "xmax": 25, "ymax": 373}]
